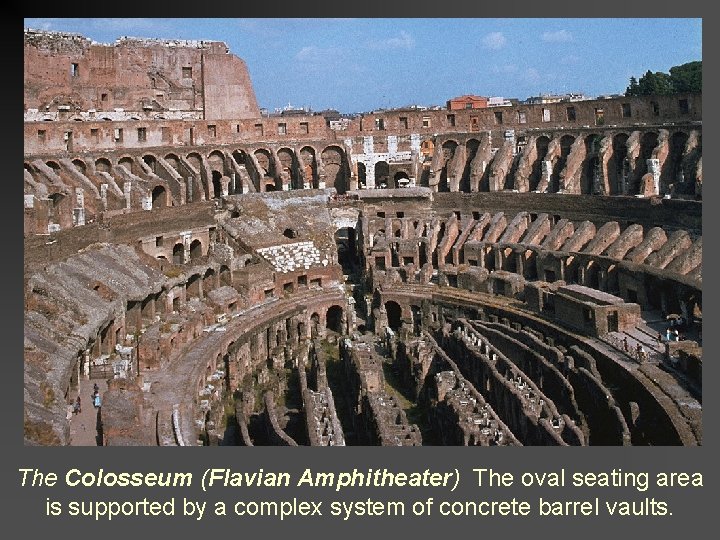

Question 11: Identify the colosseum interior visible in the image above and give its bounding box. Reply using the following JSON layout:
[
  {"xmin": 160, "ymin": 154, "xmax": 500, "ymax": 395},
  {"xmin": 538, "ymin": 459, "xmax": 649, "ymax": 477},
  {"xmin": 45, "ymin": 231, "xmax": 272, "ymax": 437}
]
[{"xmin": 23, "ymin": 28, "xmax": 701, "ymax": 447}]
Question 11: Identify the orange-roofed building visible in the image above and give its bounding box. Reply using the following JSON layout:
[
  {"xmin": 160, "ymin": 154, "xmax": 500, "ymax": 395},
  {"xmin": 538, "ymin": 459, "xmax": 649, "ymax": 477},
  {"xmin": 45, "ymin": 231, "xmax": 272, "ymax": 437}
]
[{"xmin": 446, "ymin": 95, "xmax": 489, "ymax": 110}]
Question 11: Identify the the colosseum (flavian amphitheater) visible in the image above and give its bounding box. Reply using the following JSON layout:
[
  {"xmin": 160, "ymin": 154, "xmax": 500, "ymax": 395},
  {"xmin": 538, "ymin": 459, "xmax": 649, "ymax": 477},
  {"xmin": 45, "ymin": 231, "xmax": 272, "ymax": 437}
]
[{"xmin": 23, "ymin": 27, "xmax": 701, "ymax": 447}]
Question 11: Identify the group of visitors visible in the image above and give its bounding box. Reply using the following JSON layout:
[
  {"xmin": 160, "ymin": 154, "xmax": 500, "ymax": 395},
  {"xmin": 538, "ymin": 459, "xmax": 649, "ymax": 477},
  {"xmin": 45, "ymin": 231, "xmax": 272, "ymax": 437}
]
[{"xmin": 72, "ymin": 383, "xmax": 101, "ymax": 415}]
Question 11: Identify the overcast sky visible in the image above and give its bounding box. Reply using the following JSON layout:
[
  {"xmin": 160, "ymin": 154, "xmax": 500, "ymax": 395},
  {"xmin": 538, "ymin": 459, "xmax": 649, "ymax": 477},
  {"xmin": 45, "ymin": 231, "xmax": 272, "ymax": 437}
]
[{"xmin": 24, "ymin": 18, "xmax": 702, "ymax": 113}]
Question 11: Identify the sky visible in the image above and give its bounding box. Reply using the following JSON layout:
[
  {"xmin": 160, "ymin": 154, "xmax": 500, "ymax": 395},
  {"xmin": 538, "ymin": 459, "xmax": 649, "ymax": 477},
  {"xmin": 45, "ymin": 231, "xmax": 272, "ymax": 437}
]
[{"xmin": 24, "ymin": 18, "xmax": 702, "ymax": 114}]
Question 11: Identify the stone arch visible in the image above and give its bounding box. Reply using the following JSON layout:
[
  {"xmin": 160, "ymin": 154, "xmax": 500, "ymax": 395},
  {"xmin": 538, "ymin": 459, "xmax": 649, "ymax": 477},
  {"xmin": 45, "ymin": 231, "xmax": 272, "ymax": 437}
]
[
  {"xmin": 207, "ymin": 150, "xmax": 225, "ymax": 173},
  {"xmin": 211, "ymin": 170, "xmax": 223, "ymax": 199},
  {"xmin": 95, "ymin": 157, "xmax": 112, "ymax": 173},
  {"xmin": 172, "ymin": 242, "xmax": 184, "ymax": 264},
  {"xmin": 326, "ymin": 305, "xmax": 344, "ymax": 334},
  {"xmin": 142, "ymin": 153, "xmax": 158, "ymax": 174},
  {"xmin": 300, "ymin": 146, "xmax": 318, "ymax": 189},
  {"xmin": 385, "ymin": 300, "xmax": 402, "ymax": 331},
  {"xmin": 118, "ymin": 156, "xmax": 136, "ymax": 175},
  {"xmin": 71, "ymin": 158, "xmax": 86, "ymax": 173},
  {"xmin": 662, "ymin": 131, "xmax": 690, "ymax": 194},
  {"xmin": 151, "ymin": 185, "xmax": 167, "ymax": 209},
  {"xmin": 439, "ymin": 140, "xmax": 458, "ymax": 192},
  {"xmin": 374, "ymin": 161, "xmax": 390, "ymax": 189},
  {"xmin": 586, "ymin": 260, "xmax": 601, "ymax": 290},
  {"xmin": 321, "ymin": 145, "xmax": 350, "ymax": 194},
  {"xmin": 460, "ymin": 138, "xmax": 480, "ymax": 193},
  {"xmin": 394, "ymin": 171, "xmax": 410, "ymax": 188},
  {"xmin": 45, "ymin": 160, "xmax": 61, "ymax": 172},
  {"xmin": 219, "ymin": 265, "xmax": 232, "ymax": 286},
  {"xmin": 277, "ymin": 147, "xmax": 299, "ymax": 189},
  {"xmin": 608, "ymin": 133, "xmax": 629, "ymax": 195},
  {"xmin": 186, "ymin": 273, "xmax": 202, "ymax": 299},
  {"xmin": 530, "ymin": 136, "xmax": 551, "ymax": 191},
  {"xmin": 310, "ymin": 312, "xmax": 321, "ymax": 338},
  {"xmin": 551, "ymin": 135, "xmax": 575, "ymax": 193},
  {"xmin": 189, "ymin": 239, "xmax": 203, "ymax": 261},
  {"xmin": 357, "ymin": 162, "xmax": 367, "ymax": 188},
  {"xmin": 420, "ymin": 138, "xmax": 435, "ymax": 160},
  {"xmin": 203, "ymin": 267, "xmax": 216, "ymax": 292}
]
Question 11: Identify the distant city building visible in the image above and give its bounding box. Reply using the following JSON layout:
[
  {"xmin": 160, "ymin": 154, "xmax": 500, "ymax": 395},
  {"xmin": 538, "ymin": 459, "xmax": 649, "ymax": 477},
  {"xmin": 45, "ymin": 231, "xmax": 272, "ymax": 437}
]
[
  {"xmin": 487, "ymin": 96, "xmax": 513, "ymax": 107},
  {"xmin": 525, "ymin": 93, "xmax": 590, "ymax": 104},
  {"xmin": 446, "ymin": 95, "xmax": 489, "ymax": 110}
]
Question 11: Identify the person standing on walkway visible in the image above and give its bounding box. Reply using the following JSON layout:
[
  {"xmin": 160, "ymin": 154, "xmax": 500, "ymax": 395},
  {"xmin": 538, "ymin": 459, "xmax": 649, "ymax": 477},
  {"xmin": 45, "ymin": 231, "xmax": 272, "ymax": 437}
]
[{"xmin": 74, "ymin": 396, "xmax": 81, "ymax": 414}]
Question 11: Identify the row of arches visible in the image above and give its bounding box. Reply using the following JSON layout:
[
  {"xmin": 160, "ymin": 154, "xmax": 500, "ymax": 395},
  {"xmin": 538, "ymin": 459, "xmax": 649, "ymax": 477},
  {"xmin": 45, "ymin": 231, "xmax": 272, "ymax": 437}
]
[{"xmin": 426, "ymin": 129, "xmax": 698, "ymax": 196}]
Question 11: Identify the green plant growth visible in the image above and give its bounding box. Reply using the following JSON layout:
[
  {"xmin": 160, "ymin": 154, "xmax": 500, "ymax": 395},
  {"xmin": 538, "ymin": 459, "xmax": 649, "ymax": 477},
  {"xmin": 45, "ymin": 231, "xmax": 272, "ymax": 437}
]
[{"xmin": 625, "ymin": 61, "xmax": 701, "ymax": 96}]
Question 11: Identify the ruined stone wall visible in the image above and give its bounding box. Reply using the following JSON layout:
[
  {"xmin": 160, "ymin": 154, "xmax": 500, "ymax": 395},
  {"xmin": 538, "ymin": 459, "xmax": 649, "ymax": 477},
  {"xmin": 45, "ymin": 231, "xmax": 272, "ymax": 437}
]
[{"xmin": 24, "ymin": 30, "xmax": 259, "ymax": 120}]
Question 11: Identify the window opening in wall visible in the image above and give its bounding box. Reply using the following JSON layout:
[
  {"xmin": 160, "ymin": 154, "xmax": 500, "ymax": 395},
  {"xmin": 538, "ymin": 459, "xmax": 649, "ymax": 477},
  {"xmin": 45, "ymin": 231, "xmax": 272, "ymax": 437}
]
[
  {"xmin": 494, "ymin": 111, "xmax": 503, "ymax": 124},
  {"xmin": 278, "ymin": 123, "xmax": 287, "ymax": 135},
  {"xmin": 71, "ymin": 63, "xmax": 79, "ymax": 77},
  {"xmin": 114, "ymin": 128, "xmax": 123, "ymax": 142},
  {"xmin": 542, "ymin": 108, "xmax": 551, "ymax": 122},
  {"xmin": 161, "ymin": 127, "xmax": 170, "ymax": 142},
  {"xmin": 399, "ymin": 116, "xmax": 408, "ymax": 129},
  {"xmin": 255, "ymin": 123, "xmax": 263, "ymax": 136},
  {"xmin": 377, "ymin": 211, "xmax": 385, "ymax": 218},
  {"xmin": 517, "ymin": 111, "xmax": 527, "ymax": 124},
  {"xmin": 422, "ymin": 116, "xmax": 431, "ymax": 128},
  {"xmin": 264, "ymin": 288, "xmax": 274, "ymax": 299},
  {"xmin": 207, "ymin": 124, "xmax": 216, "ymax": 138},
  {"xmin": 101, "ymin": 93, "xmax": 108, "ymax": 103},
  {"xmin": 182, "ymin": 67, "xmax": 192, "ymax": 78},
  {"xmin": 651, "ymin": 101, "xmax": 660, "ymax": 116},
  {"xmin": 396, "ymin": 211, "xmax": 405, "ymax": 218},
  {"xmin": 471, "ymin": 116, "xmax": 479, "ymax": 131},
  {"xmin": 375, "ymin": 118, "xmax": 385, "ymax": 130},
  {"xmin": 137, "ymin": 127, "xmax": 147, "ymax": 142},
  {"xmin": 310, "ymin": 278, "xmax": 321, "ymax": 288},
  {"xmin": 155, "ymin": 236, "xmax": 163, "ymax": 247},
  {"xmin": 678, "ymin": 99, "xmax": 689, "ymax": 114},
  {"xmin": 566, "ymin": 107, "xmax": 576, "ymax": 121},
  {"xmin": 91, "ymin": 128, "xmax": 99, "ymax": 143},
  {"xmin": 621, "ymin": 103, "xmax": 632, "ymax": 118},
  {"xmin": 235, "ymin": 124, "xmax": 241, "ymax": 133},
  {"xmin": 300, "ymin": 122, "xmax": 309, "ymax": 134},
  {"xmin": 594, "ymin": 108, "xmax": 605, "ymax": 125},
  {"xmin": 447, "ymin": 114, "xmax": 456, "ymax": 127},
  {"xmin": 283, "ymin": 282, "xmax": 294, "ymax": 294},
  {"xmin": 37, "ymin": 130, "xmax": 46, "ymax": 142},
  {"xmin": 298, "ymin": 275, "xmax": 307, "ymax": 287}
]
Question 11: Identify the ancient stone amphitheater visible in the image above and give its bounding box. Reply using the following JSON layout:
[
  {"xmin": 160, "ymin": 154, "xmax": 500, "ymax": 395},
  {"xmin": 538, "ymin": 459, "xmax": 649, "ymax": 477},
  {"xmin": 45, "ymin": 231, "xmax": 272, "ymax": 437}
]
[{"xmin": 23, "ymin": 29, "xmax": 701, "ymax": 446}]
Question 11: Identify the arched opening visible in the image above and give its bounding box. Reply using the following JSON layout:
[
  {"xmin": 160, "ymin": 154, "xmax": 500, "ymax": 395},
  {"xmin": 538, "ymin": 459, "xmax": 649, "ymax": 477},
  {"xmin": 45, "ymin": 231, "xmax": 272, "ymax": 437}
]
[
  {"xmin": 118, "ymin": 156, "xmax": 135, "ymax": 175},
  {"xmin": 189, "ymin": 239, "xmax": 203, "ymax": 261},
  {"xmin": 635, "ymin": 131, "xmax": 659, "ymax": 194},
  {"xmin": 186, "ymin": 274, "xmax": 202, "ymax": 299},
  {"xmin": 300, "ymin": 147, "xmax": 317, "ymax": 189},
  {"xmin": 219, "ymin": 265, "xmax": 232, "ymax": 286},
  {"xmin": 530, "ymin": 136, "xmax": 550, "ymax": 192},
  {"xmin": 609, "ymin": 133, "xmax": 629, "ymax": 195},
  {"xmin": 335, "ymin": 227, "xmax": 357, "ymax": 274},
  {"xmin": 95, "ymin": 158, "xmax": 112, "ymax": 174},
  {"xmin": 322, "ymin": 146, "xmax": 350, "ymax": 194},
  {"xmin": 48, "ymin": 192, "xmax": 67, "ymax": 220},
  {"xmin": 310, "ymin": 312, "xmax": 320, "ymax": 339},
  {"xmin": 586, "ymin": 261, "xmax": 600, "ymax": 290},
  {"xmin": 374, "ymin": 161, "xmax": 389, "ymax": 189},
  {"xmin": 357, "ymin": 162, "xmax": 367, "ymax": 188},
  {"xmin": 151, "ymin": 185, "xmax": 167, "ymax": 209},
  {"xmin": 172, "ymin": 243, "xmax": 184, "ymax": 265},
  {"xmin": 581, "ymin": 135, "xmax": 600, "ymax": 195},
  {"xmin": 277, "ymin": 148, "xmax": 297, "ymax": 190},
  {"xmin": 663, "ymin": 131, "xmax": 690, "ymax": 195},
  {"xmin": 212, "ymin": 170, "xmax": 223, "ymax": 199},
  {"xmin": 142, "ymin": 154, "xmax": 157, "ymax": 174},
  {"xmin": 203, "ymin": 268, "xmax": 216, "ymax": 292},
  {"xmin": 385, "ymin": 301, "xmax": 402, "ymax": 331},
  {"xmin": 326, "ymin": 305, "xmax": 344, "ymax": 334},
  {"xmin": 394, "ymin": 171, "xmax": 410, "ymax": 188},
  {"xmin": 439, "ymin": 141, "xmax": 458, "ymax": 192},
  {"xmin": 72, "ymin": 159, "xmax": 87, "ymax": 174},
  {"xmin": 460, "ymin": 138, "xmax": 480, "ymax": 193},
  {"xmin": 552, "ymin": 135, "xmax": 575, "ymax": 193}
]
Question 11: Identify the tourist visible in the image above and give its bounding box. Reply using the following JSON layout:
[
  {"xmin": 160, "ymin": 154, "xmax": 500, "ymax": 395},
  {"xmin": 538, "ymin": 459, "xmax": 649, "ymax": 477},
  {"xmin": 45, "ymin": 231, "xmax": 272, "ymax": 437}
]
[
  {"xmin": 94, "ymin": 393, "xmax": 101, "ymax": 409},
  {"xmin": 623, "ymin": 336, "xmax": 629, "ymax": 352},
  {"xmin": 74, "ymin": 396, "xmax": 81, "ymax": 415}
]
